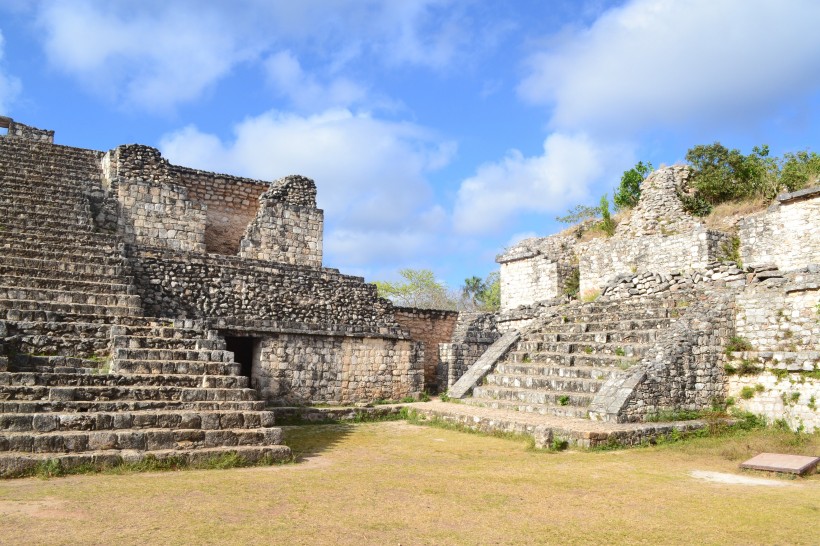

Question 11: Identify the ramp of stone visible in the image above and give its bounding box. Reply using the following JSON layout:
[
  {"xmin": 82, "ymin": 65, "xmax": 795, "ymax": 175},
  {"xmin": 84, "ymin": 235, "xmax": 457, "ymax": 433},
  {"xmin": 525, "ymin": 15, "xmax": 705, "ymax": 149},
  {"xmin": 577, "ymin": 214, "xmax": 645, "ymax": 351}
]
[
  {"xmin": 412, "ymin": 400, "xmax": 709, "ymax": 449},
  {"xmin": 448, "ymin": 330, "xmax": 520, "ymax": 399}
]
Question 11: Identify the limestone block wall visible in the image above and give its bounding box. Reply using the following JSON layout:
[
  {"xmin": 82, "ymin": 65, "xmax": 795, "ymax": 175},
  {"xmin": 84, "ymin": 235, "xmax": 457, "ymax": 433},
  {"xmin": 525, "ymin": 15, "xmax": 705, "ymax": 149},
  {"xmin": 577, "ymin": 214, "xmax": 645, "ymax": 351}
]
[
  {"xmin": 239, "ymin": 175, "xmax": 323, "ymax": 267},
  {"xmin": 130, "ymin": 249, "xmax": 403, "ymax": 336},
  {"xmin": 497, "ymin": 232, "xmax": 577, "ymax": 311},
  {"xmin": 727, "ymin": 373, "xmax": 819, "ymax": 433},
  {"xmin": 579, "ymin": 228, "xmax": 730, "ymax": 296},
  {"xmin": 253, "ymin": 334, "xmax": 423, "ymax": 404},
  {"xmin": 739, "ymin": 187, "xmax": 820, "ymax": 271},
  {"xmin": 0, "ymin": 117, "xmax": 54, "ymax": 143},
  {"xmin": 393, "ymin": 307, "xmax": 458, "ymax": 392},
  {"xmin": 174, "ymin": 167, "xmax": 267, "ymax": 255},
  {"xmin": 117, "ymin": 179, "xmax": 206, "ymax": 252},
  {"xmin": 438, "ymin": 312, "xmax": 500, "ymax": 392},
  {"xmin": 735, "ymin": 271, "xmax": 820, "ymax": 352}
]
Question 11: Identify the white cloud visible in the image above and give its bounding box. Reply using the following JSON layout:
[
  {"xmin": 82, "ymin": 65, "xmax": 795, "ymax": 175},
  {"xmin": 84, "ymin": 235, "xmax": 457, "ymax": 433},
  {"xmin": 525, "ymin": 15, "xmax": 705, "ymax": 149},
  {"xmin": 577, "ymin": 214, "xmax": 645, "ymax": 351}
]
[
  {"xmin": 35, "ymin": 1, "xmax": 254, "ymax": 111},
  {"xmin": 519, "ymin": 0, "xmax": 820, "ymax": 135},
  {"xmin": 31, "ymin": 0, "xmax": 478, "ymax": 111},
  {"xmin": 0, "ymin": 31, "xmax": 21, "ymax": 113},
  {"xmin": 159, "ymin": 108, "xmax": 456, "ymax": 267},
  {"xmin": 453, "ymin": 132, "xmax": 626, "ymax": 234},
  {"xmin": 264, "ymin": 51, "xmax": 368, "ymax": 111}
]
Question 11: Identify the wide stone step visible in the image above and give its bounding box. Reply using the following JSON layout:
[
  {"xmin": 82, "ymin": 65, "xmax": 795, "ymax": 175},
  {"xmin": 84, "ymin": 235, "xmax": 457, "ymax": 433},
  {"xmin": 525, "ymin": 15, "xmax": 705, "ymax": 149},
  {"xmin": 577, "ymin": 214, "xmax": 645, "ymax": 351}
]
[
  {"xmin": 0, "ymin": 399, "xmax": 266, "ymax": 414},
  {"xmin": 0, "ymin": 371, "xmax": 249, "ymax": 390},
  {"xmin": 113, "ymin": 348, "xmax": 234, "ymax": 363},
  {"xmin": 12, "ymin": 335, "xmax": 110, "ymax": 358},
  {"xmin": 0, "ymin": 385, "xmax": 257, "ymax": 403},
  {"xmin": 533, "ymin": 317, "xmax": 674, "ymax": 334},
  {"xmin": 0, "ymin": 409, "xmax": 274, "ymax": 433},
  {"xmin": 0, "ymin": 426, "xmax": 284, "ymax": 453},
  {"xmin": 0, "ymin": 274, "xmax": 133, "ymax": 295},
  {"xmin": 472, "ymin": 385, "xmax": 593, "ymax": 407},
  {"xmin": 112, "ymin": 335, "xmax": 224, "ymax": 351},
  {"xmin": 513, "ymin": 341, "xmax": 648, "ymax": 357},
  {"xmin": 0, "ymin": 256, "xmax": 124, "ymax": 277},
  {"xmin": 494, "ymin": 363, "xmax": 618, "ymax": 380},
  {"xmin": 111, "ymin": 359, "xmax": 241, "ymax": 376},
  {"xmin": 0, "ymin": 217, "xmax": 97, "ymax": 235},
  {"xmin": 462, "ymin": 397, "xmax": 589, "ymax": 419},
  {"xmin": 0, "ymin": 244, "xmax": 125, "ymax": 266},
  {"xmin": 0, "ymin": 202, "xmax": 92, "ymax": 223},
  {"xmin": 0, "ymin": 182, "xmax": 91, "ymax": 200},
  {"xmin": 0, "ymin": 226, "xmax": 120, "ymax": 248},
  {"xmin": 114, "ymin": 324, "xmax": 213, "ymax": 340},
  {"xmin": 0, "ymin": 444, "xmax": 292, "ymax": 478},
  {"xmin": 534, "ymin": 329, "xmax": 662, "ymax": 344},
  {"xmin": 1, "ymin": 308, "xmax": 131, "ymax": 324},
  {"xmin": 484, "ymin": 373, "xmax": 604, "ymax": 393},
  {"xmin": 505, "ymin": 351, "xmax": 641, "ymax": 368},
  {"xmin": 0, "ymin": 287, "xmax": 140, "ymax": 307}
]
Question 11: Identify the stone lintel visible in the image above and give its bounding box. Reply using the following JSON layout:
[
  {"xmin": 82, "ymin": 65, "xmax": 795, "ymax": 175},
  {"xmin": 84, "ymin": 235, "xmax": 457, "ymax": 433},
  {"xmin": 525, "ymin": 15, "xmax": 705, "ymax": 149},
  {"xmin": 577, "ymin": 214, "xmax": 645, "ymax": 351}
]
[{"xmin": 776, "ymin": 185, "xmax": 820, "ymax": 205}]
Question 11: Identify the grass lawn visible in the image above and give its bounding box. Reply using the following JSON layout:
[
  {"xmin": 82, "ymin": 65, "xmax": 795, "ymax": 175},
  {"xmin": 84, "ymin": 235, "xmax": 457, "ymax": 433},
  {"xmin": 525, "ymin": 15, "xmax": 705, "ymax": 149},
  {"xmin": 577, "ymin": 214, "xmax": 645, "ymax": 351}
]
[{"xmin": 0, "ymin": 421, "xmax": 817, "ymax": 545}]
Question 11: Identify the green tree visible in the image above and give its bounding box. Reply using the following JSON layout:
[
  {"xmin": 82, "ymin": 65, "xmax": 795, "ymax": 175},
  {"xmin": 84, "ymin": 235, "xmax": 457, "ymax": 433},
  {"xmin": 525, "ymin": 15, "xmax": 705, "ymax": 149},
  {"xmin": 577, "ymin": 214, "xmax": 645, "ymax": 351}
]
[
  {"xmin": 598, "ymin": 194, "xmax": 615, "ymax": 236},
  {"xmin": 685, "ymin": 142, "xmax": 779, "ymax": 208},
  {"xmin": 459, "ymin": 272, "xmax": 500, "ymax": 311},
  {"xmin": 373, "ymin": 269, "xmax": 456, "ymax": 310},
  {"xmin": 613, "ymin": 160, "xmax": 653, "ymax": 210},
  {"xmin": 780, "ymin": 150, "xmax": 820, "ymax": 192}
]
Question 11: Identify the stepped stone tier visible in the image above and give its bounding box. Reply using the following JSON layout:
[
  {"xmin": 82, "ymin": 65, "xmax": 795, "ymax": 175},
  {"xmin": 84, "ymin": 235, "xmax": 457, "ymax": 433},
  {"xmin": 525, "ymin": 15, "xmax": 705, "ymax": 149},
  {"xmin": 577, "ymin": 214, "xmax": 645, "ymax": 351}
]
[{"xmin": 0, "ymin": 119, "xmax": 459, "ymax": 475}]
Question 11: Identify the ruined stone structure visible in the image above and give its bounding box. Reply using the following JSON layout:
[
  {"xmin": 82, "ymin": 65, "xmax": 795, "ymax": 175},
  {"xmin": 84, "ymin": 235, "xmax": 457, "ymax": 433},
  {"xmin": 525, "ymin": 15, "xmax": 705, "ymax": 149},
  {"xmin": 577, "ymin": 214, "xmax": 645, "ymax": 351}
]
[
  {"xmin": 0, "ymin": 119, "xmax": 438, "ymax": 475},
  {"xmin": 445, "ymin": 165, "xmax": 819, "ymax": 435}
]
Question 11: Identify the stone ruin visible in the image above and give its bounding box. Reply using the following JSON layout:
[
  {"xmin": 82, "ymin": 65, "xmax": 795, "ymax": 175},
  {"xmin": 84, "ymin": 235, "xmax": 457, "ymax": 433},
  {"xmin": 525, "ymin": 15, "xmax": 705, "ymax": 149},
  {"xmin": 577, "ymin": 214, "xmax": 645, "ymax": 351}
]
[
  {"xmin": 0, "ymin": 119, "xmax": 459, "ymax": 475},
  {"xmin": 0, "ymin": 118, "xmax": 818, "ymax": 470},
  {"xmin": 454, "ymin": 164, "xmax": 819, "ymax": 438}
]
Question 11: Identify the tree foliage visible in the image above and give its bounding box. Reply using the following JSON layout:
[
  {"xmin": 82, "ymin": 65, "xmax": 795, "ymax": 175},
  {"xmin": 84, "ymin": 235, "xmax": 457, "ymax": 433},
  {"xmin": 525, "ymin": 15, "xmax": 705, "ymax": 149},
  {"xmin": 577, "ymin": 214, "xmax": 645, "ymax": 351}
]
[
  {"xmin": 613, "ymin": 160, "xmax": 653, "ymax": 211},
  {"xmin": 683, "ymin": 142, "xmax": 820, "ymax": 216},
  {"xmin": 373, "ymin": 269, "xmax": 456, "ymax": 310},
  {"xmin": 461, "ymin": 271, "xmax": 500, "ymax": 311}
]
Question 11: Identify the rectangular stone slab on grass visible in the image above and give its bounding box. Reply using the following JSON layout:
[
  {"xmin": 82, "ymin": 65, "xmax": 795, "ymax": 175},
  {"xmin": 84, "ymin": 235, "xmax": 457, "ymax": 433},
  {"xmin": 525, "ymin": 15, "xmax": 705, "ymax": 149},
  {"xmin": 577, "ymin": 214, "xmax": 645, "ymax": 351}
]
[{"xmin": 740, "ymin": 453, "xmax": 820, "ymax": 476}]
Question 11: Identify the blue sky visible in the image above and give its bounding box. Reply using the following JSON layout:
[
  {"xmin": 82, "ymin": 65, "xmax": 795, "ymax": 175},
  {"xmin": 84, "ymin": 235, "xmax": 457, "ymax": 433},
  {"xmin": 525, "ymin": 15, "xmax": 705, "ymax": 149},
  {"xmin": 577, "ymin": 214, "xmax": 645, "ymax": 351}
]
[{"xmin": 1, "ymin": 0, "xmax": 820, "ymax": 289}]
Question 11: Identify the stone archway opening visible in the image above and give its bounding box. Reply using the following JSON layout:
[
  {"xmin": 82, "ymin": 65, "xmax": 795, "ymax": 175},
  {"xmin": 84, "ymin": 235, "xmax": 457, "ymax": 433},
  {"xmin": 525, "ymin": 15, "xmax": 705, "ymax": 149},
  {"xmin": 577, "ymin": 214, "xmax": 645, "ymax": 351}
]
[{"xmin": 224, "ymin": 336, "xmax": 261, "ymax": 379}]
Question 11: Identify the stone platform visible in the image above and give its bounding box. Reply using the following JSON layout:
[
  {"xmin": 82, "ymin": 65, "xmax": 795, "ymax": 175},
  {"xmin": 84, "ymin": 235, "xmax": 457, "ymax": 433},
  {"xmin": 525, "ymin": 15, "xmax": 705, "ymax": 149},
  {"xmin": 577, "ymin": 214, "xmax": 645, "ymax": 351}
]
[{"xmin": 410, "ymin": 400, "xmax": 712, "ymax": 449}]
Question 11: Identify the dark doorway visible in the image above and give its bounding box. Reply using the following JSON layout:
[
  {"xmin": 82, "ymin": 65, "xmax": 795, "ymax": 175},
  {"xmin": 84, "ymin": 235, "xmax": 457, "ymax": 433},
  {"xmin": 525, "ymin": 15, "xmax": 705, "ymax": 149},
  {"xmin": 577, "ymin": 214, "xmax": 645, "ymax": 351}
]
[{"xmin": 224, "ymin": 336, "xmax": 260, "ymax": 378}]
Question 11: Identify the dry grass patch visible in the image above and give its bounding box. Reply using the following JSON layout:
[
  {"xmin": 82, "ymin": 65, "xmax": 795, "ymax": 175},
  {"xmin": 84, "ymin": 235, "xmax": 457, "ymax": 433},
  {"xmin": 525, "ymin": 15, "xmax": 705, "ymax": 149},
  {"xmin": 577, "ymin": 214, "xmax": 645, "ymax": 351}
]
[
  {"xmin": 0, "ymin": 421, "xmax": 817, "ymax": 545},
  {"xmin": 703, "ymin": 198, "xmax": 769, "ymax": 232}
]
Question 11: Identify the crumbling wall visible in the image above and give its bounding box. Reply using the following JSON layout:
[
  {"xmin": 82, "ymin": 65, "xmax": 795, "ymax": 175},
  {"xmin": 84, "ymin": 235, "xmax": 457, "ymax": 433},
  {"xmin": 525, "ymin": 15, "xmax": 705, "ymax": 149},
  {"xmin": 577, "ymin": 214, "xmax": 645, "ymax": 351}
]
[
  {"xmin": 393, "ymin": 307, "xmax": 459, "ymax": 392},
  {"xmin": 106, "ymin": 145, "xmax": 206, "ymax": 252},
  {"xmin": 578, "ymin": 166, "xmax": 730, "ymax": 295},
  {"xmin": 254, "ymin": 334, "xmax": 423, "ymax": 404},
  {"xmin": 174, "ymin": 167, "xmax": 267, "ymax": 255},
  {"xmin": 239, "ymin": 175, "xmax": 323, "ymax": 267},
  {"xmin": 497, "ymin": 232, "xmax": 577, "ymax": 311},
  {"xmin": 589, "ymin": 291, "xmax": 735, "ymax": 422},
  {"xmin": 0, "ymin": 117, "xmax": 54, "ymax": 143},
  {"xmin": 739, "ymin": 187, "xmax": 820, "ymax": 272}
]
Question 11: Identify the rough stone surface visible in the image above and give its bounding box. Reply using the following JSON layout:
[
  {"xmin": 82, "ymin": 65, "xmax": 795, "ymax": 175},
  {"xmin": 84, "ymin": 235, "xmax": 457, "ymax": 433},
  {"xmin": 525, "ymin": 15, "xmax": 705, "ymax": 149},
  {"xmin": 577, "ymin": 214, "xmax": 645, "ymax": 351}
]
[{"xmin": 393, "ymin": 307, "xmax": 458, "ymax": 393}]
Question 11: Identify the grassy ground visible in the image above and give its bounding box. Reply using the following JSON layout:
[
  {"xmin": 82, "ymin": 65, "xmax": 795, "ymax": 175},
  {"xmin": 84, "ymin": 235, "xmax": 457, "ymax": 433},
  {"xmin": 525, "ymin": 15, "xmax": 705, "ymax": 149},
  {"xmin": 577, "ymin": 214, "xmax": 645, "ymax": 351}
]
[{"xmin": 0, "ymin": 421, "xmax": 817, "ymax": 545}]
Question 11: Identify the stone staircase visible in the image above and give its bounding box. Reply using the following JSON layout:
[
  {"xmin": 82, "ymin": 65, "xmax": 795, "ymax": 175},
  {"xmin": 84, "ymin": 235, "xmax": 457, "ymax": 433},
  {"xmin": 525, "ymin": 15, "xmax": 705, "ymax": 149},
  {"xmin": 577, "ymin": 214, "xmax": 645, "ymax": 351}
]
[
  {"xmin": 465, "ymin": 296, "xmax": 688, "ymax": 419},
  {"xmin": 0, "ymin": 137, "xmax": 290, "ymax": 476}
]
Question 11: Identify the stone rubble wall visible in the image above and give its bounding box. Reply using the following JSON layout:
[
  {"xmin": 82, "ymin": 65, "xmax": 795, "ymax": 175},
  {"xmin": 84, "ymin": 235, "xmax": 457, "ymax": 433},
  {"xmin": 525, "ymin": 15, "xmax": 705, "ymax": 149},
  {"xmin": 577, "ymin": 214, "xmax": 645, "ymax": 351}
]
[
  {"xmin": 239, "ymin": 176, "xmax": 323, "ymax": 267},
  {"xmin": 589, "ymin": 291, "xmax": 736, "ymax": 422},
  {"xmin": 438, "ymin": 312, "xmax": 500, "ymax": 392},
  {"xmin": 739, "ymin": 187, "xmax": 820, "ymax": 272},
  {"xmin": 130, "ymin": 248, "xmax": 405, "ymax": 337},
  {"xmin": 253, "ymin": 334, "xmax": 423, "ymax": 405},
  {"xmin": 0, "ymin": 117, "xmax": 54, "ymax": 143},
  {"xmin": 174, "ymin": 166, "xmax": 267, "ymax": 255},
  {"xmin": 392, "ymin": 307, "xmax": 458, "ymax": 393}
]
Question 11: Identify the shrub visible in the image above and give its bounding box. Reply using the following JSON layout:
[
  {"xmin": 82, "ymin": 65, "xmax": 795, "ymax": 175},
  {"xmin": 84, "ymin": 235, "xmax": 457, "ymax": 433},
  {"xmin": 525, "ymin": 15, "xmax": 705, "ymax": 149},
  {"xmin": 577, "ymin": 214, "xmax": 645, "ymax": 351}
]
[{"xmin": 614, "ymin": 161, "xmax": 653, "ymax": 210}]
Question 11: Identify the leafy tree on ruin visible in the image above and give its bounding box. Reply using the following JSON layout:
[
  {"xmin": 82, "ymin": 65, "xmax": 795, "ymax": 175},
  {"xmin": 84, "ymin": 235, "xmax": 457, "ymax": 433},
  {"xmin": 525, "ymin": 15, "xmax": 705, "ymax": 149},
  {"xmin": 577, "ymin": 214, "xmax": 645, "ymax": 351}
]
[{"xmin": 613, "ymin": 160, "xmax": 653, "ymax": 211}]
